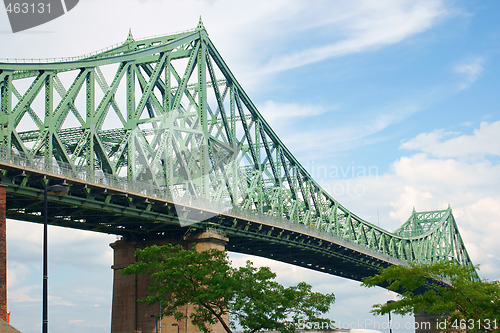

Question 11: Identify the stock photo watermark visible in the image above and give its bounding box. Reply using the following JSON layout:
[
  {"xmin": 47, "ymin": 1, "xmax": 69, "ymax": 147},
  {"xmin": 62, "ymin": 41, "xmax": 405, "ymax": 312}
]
[
  {"xmin": 303, "ymin": 160, "xmax": 380, "ymax": 198},
  {"xmin": 298, "ymin": 318, "xmax": 498, "ymax": 331},
  {"xmin": 304, "ymin": 160, "xmax": 379, "ymax": 180},
  {"xmin": 3, "ymin": 0, "xmax": 79, "ymax": 33}
]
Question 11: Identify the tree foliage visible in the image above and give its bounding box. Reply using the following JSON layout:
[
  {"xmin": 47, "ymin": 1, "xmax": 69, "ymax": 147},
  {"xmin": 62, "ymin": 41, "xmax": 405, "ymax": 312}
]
[
  {"xmin": 231, "ymin": 261, "xmax": 334, "ymax": 333},
  {"xmin": 121, "ymin": 244, "xmax": 335, "ymax": 333},
  {"xmin": 362, "ymin": 261, "xmax": 500, "ymax": 332}
]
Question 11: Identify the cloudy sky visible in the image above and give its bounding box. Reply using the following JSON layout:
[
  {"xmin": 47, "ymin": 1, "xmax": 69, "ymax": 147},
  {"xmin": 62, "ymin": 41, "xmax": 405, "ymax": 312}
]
[{"xmin": 2, "ymin": 0, "xmax": 500, "ymax": 332}]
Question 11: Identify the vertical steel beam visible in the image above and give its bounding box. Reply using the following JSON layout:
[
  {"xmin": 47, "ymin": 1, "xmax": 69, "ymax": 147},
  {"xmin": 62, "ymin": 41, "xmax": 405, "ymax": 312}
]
[
  {"xmin": 86, "ymin": 70, "xmax": 95, "ymax": 179},
  {"xmin": 164, "ymin": 54, "xmax": 171, "ymax": 112},
  {"xmin": 0, "ymin": 73, "xmax": 12, "ymax": 156},
  {"xmin": 44, "ymin": 73, "xmax": 53, "ymax": 171},
  {"xmin": 198, "ymin": 39, "xmax": 209, "ymax": 198},
  {"xmin": 230, "ymin": 85, "xmax": 236, "ymax": 141},
  {"xmin": 127, "ymin": 64, "xmax": 136, "ymax": 180}
]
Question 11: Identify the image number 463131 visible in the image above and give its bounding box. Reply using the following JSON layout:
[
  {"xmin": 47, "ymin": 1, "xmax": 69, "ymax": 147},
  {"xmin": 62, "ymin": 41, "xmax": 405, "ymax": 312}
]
[{"xmin": 3, "ymin": 0, "xmax": 79, "ymax": 33}]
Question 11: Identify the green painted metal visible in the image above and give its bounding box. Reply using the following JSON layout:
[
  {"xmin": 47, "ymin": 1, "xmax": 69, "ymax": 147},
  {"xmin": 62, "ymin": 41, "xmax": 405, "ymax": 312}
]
[{"xmin": 0, "ymin": 20, "xmax": 476, "ymax": 276}]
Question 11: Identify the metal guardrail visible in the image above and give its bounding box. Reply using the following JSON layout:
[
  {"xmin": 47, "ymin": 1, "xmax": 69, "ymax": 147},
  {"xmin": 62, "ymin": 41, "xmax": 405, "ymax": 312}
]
[
  {"xmin": 0, "ymin": 145, "xmax": 166, "ymax": 198},
  {"xmin": 0, "ymin": 146, "xmax": 302, "ymax": 228}
]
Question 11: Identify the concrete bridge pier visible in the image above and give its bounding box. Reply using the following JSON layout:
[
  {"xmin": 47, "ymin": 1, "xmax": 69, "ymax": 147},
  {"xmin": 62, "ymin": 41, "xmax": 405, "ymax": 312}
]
[{"xmin": 110, "ymin": 231, "xmax": 229, "ymax": 333}]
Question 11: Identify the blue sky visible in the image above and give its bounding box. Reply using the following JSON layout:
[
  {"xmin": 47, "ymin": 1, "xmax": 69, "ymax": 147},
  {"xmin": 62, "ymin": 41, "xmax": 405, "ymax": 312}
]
[{"xmin": 2, "ymin": 0, "xmax": 500, "ymax": 332}]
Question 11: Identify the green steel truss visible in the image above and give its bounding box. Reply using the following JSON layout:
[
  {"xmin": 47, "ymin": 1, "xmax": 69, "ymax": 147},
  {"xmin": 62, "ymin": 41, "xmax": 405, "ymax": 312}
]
[{"xmin": 0, "ymin": 20, "xmax": 476, "ymax": 271}]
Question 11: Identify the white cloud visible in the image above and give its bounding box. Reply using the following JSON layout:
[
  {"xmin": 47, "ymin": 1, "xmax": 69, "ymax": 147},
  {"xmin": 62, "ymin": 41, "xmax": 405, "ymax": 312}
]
[
  {"xmin": 274, "ymin": 104, "xmax": 419, "ymax": 161},
  {"xmin": 455, "ymin": 196, "xmax": 500, "ymax": 276},
  {"xmin": 454, "ymin": 57, "xmax": 485, "ymax": 91},
  {"xmin": 8, "ymin": 220, "xmax": 116, "ymax": 269},
  {"xmin": 400, "ymin": 121, "xmax": 500, "ymax": 158},
  {"xmin": 258, "ymin": 100, "xmax": 328, "ymax": 124},
  {"xmin": 6, "ymin": 262, "xmax": 31, "ymax": 288},
  {"xmin": 9, "ymin": 285, "xmax": 40, "ymax": 303},
  {"xmin": 260, "ymin": 0, "xmax": 450, "ymax": 73},
  {"xmin": 50, "ymin": 295, "xmax": 76, "ymax": 307},
  {"xmin": 0, "ymin": 0, "xmax": 453, "ymax": 92},
  {"xmin": 388, "ymin": 185, "xmax": 435, "ymax": 222},
  {"xmin": 393, "ymin": 153, "xmax": 500, "ymax": 190}
]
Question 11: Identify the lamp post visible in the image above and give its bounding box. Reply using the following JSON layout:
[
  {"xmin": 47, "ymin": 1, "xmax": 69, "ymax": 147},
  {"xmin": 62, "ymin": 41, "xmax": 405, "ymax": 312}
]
[
  {"xmin": 387, "ymin": 300, "xmax": 395, "ymax": 333},
  {"xmin": 43, "ymin": 184, "xmax": 68, "ymax": 333},
  {"xmin": 172, "ymin": 323, "xmax": 179, "ymax": 333}
]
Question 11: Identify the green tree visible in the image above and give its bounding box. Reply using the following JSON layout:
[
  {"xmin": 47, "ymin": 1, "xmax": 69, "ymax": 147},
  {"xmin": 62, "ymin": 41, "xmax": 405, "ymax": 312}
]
[
  {"xmin": 231, "ymin": 261, "xmax": 334, "ymax": 333},
  {"xmin": 121, "ymin": 244, "xmax": 335, "ymax": 333},
  {"xmin": 362, "ymin": 261, "xmax": 500, "ymax": 332}
]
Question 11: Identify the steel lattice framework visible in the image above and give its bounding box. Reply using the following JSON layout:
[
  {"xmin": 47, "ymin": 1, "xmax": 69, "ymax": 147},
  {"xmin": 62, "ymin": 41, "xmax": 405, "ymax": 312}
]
[{"xmin": 0, "ymin": 20, "xmax": 477, "ymax": 279}]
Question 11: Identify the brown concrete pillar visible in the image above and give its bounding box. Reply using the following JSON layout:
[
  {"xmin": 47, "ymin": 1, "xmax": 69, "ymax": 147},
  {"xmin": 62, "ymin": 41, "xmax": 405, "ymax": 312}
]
[
  {"xmin": 110, "ymin": 231, "xmax": 229, "ymax": 333},
  {"xmin": 173, "ymin": 231, "xmax": 229, "ymax": 333},
  {"xmin": 0, "ymin": 185, "xmax": 7, "ymax": 322},
  {"xmin": 110, "ymin": 240, "xmax": 163, "ymax": 333},
  {"xmin": 184, "ymin": 231, "xmax": 229, "ymax": 252},
  {"xmin": 110, "ymin": 240, "xmax": 139, "ymax": 333}
]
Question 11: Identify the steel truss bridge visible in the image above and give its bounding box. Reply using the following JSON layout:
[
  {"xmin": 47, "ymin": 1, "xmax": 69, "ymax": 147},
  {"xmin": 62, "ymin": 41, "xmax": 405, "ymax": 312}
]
[{"xmin": 0, "ymin": 20, "xmax": 477, "ymax": 282}]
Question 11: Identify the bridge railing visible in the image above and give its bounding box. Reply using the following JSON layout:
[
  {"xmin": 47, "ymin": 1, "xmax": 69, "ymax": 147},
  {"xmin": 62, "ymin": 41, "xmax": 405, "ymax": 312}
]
[
  {"xmin": 0, "ymin": 145, "xmax": 293, "ymax": 222},
  {"xmin": 0, "ymin": 145, "xmax": 175, "ymax": 200},
  {"xmin": 0, "ymin": 146, "xmax": 302, "ymax": 226}
]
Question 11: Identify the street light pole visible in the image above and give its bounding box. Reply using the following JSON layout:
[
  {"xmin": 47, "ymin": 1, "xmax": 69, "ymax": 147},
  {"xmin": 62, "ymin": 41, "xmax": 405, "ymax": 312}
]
[
  {"xmin": 388, "ymin": 309, "xmax": 392, "ymax": 333},
  {"xmin": 42, "ymin": 185, "xmax": 48, "ymax": 333},
  {"xmin": 42, "ymin": 184, "xmax": 68, "ymax": 333},
  {"xmin": 387, "ymin": 300, "xmax": 395, "ymax": 333}
]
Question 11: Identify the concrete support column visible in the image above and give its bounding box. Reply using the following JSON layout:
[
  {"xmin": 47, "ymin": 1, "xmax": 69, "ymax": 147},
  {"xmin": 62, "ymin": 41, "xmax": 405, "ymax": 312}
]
[
  {"xmin": 110, "ymin": 240, "xmax": 165, "ymax": 333},
  {"xmin": 0, "ymin": 185, "xmax": 7, "ymax": 322},
  {"xmin": 110, "ymin": 231, "xmax": 229, "ymax": 333},
  {"xmin": 175, "ymin": 231, "xmax": 229, "ymax": 333}
]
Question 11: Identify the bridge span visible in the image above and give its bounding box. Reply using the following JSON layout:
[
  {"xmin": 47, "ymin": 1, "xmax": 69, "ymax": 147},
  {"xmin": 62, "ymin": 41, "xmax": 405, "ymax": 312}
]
[{"xmin": 0, "ymin": 20, "xmax": 476, "ymax": 332}]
